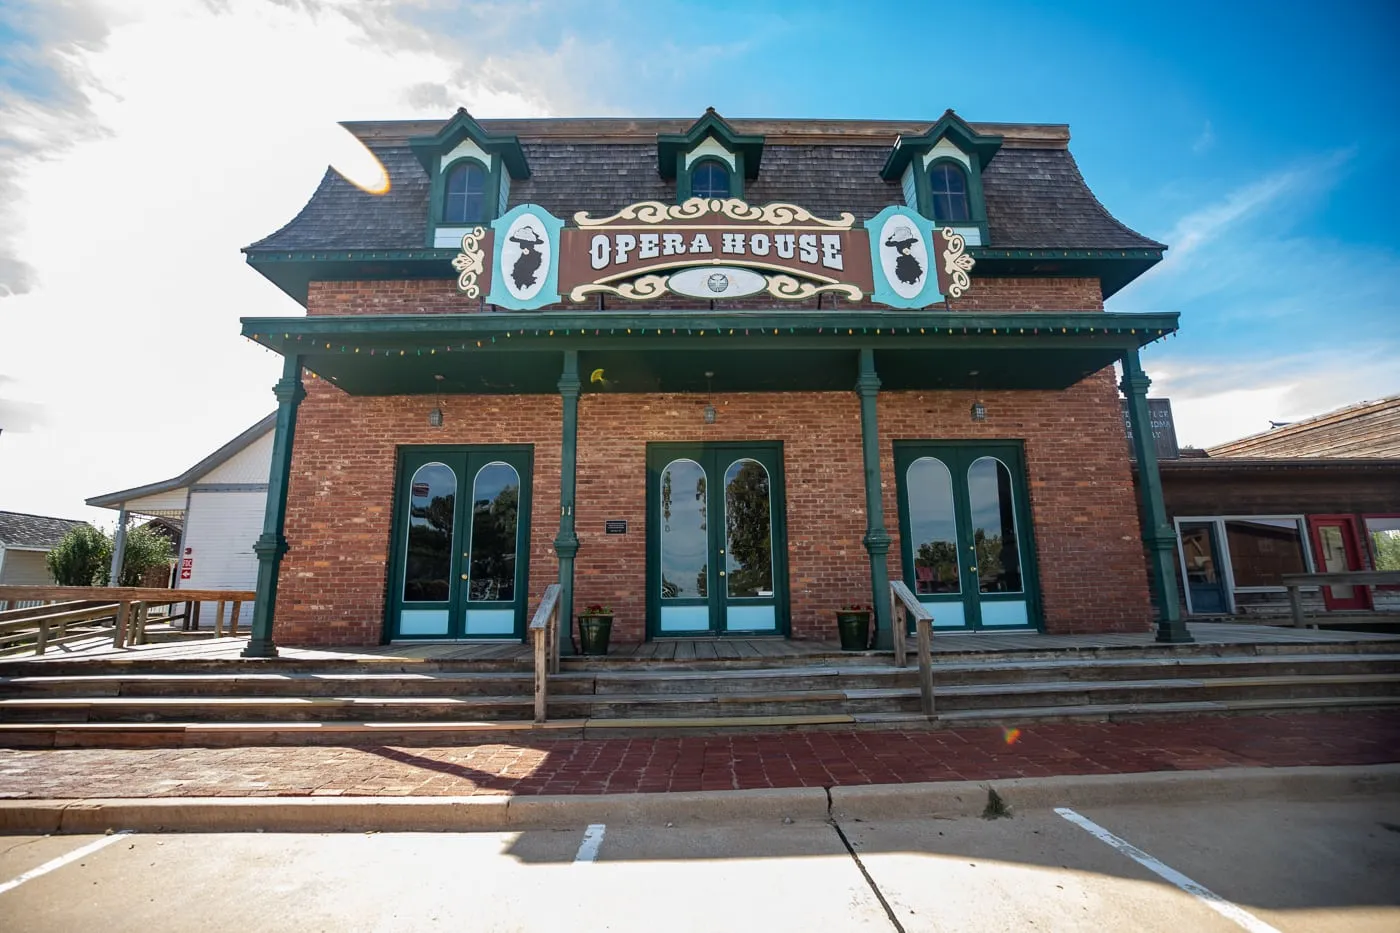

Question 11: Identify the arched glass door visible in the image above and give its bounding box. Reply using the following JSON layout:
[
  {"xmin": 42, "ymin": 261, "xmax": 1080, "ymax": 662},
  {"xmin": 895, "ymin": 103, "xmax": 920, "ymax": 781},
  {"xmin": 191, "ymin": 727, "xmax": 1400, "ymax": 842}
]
[
  {"xmin": 388, "ymin": 447, "xmax": 533, "ymax": 640},
  {"xmin": 647, "ymin": 443, "xmax": 788, "ymax": 636},
  {"xmin": 895, "ymin": 443, "xmax": 1038, "ymax": 630}
]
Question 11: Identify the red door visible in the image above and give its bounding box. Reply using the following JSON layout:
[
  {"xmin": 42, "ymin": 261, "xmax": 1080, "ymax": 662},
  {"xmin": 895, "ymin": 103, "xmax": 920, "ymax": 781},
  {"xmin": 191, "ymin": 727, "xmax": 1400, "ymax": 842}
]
[{"xmin": 1308, "ymin": 516, "xmax": 1371, "ymax": 611}]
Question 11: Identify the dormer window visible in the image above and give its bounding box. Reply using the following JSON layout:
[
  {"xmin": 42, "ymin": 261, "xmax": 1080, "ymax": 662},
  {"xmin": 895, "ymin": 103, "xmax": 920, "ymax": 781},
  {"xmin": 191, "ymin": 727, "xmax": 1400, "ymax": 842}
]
[
  {"xmin": 929, "ymin": 162, "xmax": 970, "ymax": 223},
  {"xmin": 409, "ymin": 108, "xmax": 530, "ymax": 248},
  {"xmin": 881, "ymin": 110, "xmax": 1001, "ymax": 245},
  {"xmin": 444, "ymin": 161, "xmax": 488, "ymax": 224},
  {"xmin": 658, "ymin": 108, "xmax": 765, "ymax": 205},
  {"xmin": 691, "ymin": 160, "xmax": 731, "ymax": 199}
]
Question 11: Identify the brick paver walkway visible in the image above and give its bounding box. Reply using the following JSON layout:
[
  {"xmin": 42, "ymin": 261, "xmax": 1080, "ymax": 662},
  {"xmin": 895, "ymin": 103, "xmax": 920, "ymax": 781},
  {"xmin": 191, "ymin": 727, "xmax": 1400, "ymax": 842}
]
[{"xmin": 1, "ymin": 711, "xmax": 1395, "ymax": 799}]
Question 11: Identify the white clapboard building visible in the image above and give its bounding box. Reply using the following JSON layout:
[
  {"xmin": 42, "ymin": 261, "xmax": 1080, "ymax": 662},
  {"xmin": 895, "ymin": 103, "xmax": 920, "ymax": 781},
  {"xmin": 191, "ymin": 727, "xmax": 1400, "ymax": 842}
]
[{"xmin": 88, "ymin": 415, "xmax": 273, "ymax": 626}]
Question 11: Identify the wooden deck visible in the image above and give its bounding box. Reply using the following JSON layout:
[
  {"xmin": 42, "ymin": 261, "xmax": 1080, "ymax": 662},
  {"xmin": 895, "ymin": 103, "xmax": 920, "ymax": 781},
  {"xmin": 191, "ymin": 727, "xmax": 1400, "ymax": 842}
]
[{"xmin": 4, "ymin": 622, "xmax": 1397, "ymax": 665}]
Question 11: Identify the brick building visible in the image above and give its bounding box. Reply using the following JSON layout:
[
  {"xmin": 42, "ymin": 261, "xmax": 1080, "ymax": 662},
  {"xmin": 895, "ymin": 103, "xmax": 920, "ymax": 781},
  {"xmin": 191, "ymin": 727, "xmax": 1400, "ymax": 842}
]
[{"xmin": 236, "ymin": 109, "xmax": 1187, "ymax": 655}]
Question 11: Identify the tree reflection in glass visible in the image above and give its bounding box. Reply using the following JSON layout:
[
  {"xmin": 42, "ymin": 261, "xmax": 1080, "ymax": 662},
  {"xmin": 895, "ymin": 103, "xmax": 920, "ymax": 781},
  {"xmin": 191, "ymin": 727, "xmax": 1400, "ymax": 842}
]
[
  {"xmin": 968, "ymin": 457, "xmax": 1022, "ymax": 593},
  {"xmin": 907, "ymin": 457, "xmax": 960, "ymax": 594},
  {"xmin": 403, "ymin": 462, "xmax": 456, "ymax": 602},
  {"xmin": 661, "ymin": 459, "xmax": 708, "ymax": 599},
  {"xmin": 725, "ymin": 459, "xmax": 773, "ymax": 597},
  {"xmin": 468, "ymin": 462, "xmax": 519, "ymax": 602}
]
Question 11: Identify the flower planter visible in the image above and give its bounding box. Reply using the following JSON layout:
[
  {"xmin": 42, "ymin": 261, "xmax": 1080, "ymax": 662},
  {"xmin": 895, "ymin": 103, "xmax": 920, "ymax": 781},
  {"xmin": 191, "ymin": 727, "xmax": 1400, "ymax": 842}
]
[
  {"xmin": 836, "ymin": 610, "xmax": 872, "ymax": 651},
  {"xmin": 577, "ymin": 614, "xmax": 613, "ymax": 656}
]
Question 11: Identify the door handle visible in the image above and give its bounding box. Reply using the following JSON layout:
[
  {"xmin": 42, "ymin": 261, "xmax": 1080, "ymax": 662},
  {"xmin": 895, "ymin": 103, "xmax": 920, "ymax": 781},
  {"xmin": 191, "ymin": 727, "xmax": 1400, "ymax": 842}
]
[
  {"xmin": 719, "ymin": 571, "xmax": 726, "ymax": 577},
  {"xmin": 969, "ymin": 565, "xmax": 978, "ymax": 573},
  {"xmin": 461, "ymin": 574, "xmax": 469, "ymax": 580}
]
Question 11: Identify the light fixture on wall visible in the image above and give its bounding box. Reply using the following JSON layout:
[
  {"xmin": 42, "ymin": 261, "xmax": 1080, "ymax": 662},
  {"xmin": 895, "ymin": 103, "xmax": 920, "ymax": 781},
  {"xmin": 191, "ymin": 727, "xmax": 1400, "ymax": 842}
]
[
  {"xmin": 428, "ymin": 374, "xmax": 445, "ymax": 427},
  {"xmin": 703, "ymin": 371, "xmax": 717, "ymax": 424},
  {"xmin": 969, "ymin": 370, "xmax": 987, "ymax": 422}
]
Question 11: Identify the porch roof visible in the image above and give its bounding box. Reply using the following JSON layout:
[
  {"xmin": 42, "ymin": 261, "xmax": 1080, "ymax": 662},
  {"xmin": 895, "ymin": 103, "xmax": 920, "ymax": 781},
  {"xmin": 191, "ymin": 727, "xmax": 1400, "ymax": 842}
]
[{"xmin": 240, "ymin": 310, "xmax": 1178, "ymax": 396}]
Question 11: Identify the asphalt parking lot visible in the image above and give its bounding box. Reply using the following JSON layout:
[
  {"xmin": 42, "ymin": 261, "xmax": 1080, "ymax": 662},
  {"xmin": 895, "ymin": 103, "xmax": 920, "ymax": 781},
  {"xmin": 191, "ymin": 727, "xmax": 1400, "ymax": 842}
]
[{"xmin": 1, "ymin": 795, "xmax": 1396, "ymax": 932}]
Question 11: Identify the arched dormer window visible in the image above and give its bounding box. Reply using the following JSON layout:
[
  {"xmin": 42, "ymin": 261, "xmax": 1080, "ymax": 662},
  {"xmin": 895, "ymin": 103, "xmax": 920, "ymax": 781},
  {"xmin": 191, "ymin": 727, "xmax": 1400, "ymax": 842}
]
[
  {"xmin": 444, "ymin": 160, "xmax": 487, "ymax": 224},
  {"xmin": 929, "ymin": 162, "xmax": 970, "ymax": 223},
  {"xmin": 691, "ymin": 159, "xmax": 731, "ymax": 199}
]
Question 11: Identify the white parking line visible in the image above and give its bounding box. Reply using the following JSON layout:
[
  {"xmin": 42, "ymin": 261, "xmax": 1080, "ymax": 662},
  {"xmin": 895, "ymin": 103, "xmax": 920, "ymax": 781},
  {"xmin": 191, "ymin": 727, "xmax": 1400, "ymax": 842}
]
[
  {"xmin": 1055, "ymin": 808, "xmax": 1282, "ymax": 933},
  {"xmin": 574, "ymin": 823, "xmax": 606, "ymax": 863},
  {"xmin": 0, "ymin": 832, "xmax": 134, "ymax": 897}
]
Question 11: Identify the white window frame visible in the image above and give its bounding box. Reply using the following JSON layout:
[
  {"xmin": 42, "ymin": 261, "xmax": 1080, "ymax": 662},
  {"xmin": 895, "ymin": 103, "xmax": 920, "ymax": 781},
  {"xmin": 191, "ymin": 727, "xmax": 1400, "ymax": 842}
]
[{"xmin": 1173, "ymin": 514, "xmax": 1317, "ymax": 615}]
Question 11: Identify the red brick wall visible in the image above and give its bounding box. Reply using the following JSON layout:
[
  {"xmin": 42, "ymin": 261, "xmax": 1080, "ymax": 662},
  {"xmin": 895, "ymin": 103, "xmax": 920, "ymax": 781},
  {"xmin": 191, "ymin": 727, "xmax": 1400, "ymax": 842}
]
[
  {"xmin": 273, "ymin": 369, "xmax": 1151, "ymax": 645},
  {"xmin": 305, "ymin": 276, "xmax": 1104, "ymax": 316}
]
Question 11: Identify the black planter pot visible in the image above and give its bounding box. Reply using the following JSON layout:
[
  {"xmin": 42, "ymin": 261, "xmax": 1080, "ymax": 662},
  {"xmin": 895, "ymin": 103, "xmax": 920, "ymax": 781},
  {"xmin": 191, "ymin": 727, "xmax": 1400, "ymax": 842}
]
[
  {"xmin": 577, "ymin": 615, "xmax": 613, "ymax": 656},
  {"xmin": 836, "ymin": 611, "xmax": 872, "ymax": 651}
]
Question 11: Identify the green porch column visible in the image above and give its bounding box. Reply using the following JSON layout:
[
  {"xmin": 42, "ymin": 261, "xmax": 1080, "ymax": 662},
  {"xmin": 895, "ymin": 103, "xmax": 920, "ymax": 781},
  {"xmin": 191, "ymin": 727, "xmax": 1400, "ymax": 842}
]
[
  {"xmin": 242, "ymin": 354, "xmax": 305, "ymax": 659},
  {"xmin": 1120, "ymin": 349, "xmax": 1192, "ymax": 644},
  {"xmin": 856, "ymin": 348, "xmax": 894, "ymax": 649},
  {"xmin": 554, "ymin": 350, "xmax": 581, "ymax": 656}
]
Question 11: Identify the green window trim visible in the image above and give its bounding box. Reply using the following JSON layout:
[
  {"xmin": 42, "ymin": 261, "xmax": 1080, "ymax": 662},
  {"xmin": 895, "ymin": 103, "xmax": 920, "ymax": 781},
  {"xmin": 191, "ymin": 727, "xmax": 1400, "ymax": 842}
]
[
  {"xmin": 425, "ymin": 154, "xmax": 504, "ymax": 247},
  {"xmin": 677, "ymin": 153, "xmax": 744, "ymax": 202},
  {"xmin": 914, "ymin": 155, "xmax": 990, "ymax": 244}
]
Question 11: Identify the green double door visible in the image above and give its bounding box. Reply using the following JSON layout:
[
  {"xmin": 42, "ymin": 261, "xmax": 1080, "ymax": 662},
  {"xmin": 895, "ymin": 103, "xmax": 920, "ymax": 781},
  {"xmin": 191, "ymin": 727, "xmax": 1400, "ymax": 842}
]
[
  {"xmin": 387, "ymin": 446, "xmax": 533, "ymax": 640},
  {"xmin": 646, "ymin": 442, "xmax": 790, "ymax": 637},
  {"xmin": 894, "ymin": 441, "xmax": 1040, "ymax": 630}
]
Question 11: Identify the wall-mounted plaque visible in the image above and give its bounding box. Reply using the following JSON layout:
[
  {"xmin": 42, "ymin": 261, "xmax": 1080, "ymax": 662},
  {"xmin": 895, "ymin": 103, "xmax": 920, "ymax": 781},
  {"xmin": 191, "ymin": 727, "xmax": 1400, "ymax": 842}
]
[{"xmin": 604, "ymin": 520, "xmax": 628, "ymax": 535}]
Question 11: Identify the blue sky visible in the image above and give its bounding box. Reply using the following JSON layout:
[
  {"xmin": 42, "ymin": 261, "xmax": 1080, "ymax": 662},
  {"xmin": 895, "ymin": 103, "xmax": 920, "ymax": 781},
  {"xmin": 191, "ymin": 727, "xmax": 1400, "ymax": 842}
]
[{"xmin": 1, "ymin": 0, "xmax": 1397, "ymax": 521}]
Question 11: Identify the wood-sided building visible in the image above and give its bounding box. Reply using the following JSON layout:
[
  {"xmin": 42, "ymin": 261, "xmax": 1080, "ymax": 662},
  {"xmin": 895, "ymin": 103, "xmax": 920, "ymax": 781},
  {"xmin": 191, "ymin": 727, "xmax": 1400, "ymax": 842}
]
[{"xmin": 235, "ymin": 108, "xmax": 1187, "ymax": 655}]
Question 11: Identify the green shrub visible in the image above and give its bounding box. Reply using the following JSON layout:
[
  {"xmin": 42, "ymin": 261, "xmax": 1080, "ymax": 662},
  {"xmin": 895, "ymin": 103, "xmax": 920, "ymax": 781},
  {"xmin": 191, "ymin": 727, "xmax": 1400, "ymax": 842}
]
[
  {"xmin": 46, "ymin": 524, "xmax": 110, "ymax": 585},
  {"xmin": 116, "ymin": 524, "xmax": 174, "ymax": 587}
]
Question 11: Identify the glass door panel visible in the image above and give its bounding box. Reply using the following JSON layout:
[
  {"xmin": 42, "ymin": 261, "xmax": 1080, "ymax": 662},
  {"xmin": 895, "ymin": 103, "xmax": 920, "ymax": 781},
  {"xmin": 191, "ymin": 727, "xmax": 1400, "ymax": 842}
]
[
  {"xmin": 398, "ymin": 461, "xmax": 457, "ymax": 636},
  {"xmin": 722, "ymin": 457, "xmax": 778, "ymax": 632},
  {"xmin": 895, "ymin": 443, "xmax": 1038, "ymax": 631},
  {"xmin": 462, "ymin": 460, "xmax": 522, "ymax": 635},
  {"xmin": 648, "ymin": 443, "xmax": 788, "ymax": 638},
  {"xmin": 659, "ymin": 458, "xmax": 712, "ymax": 632},
  {"xmin": 389, "ymin": 446, "xmax": 532, "ymax": 641},
  {"xmin": 1309, "ymin": 516, "xmax": 1370, "ymax": 611},
  {"xmin": 905, "ymin": 456, "xmax": 965, "ymax": 628},
  {"xmin": 1178, "ymin": 521, "xmax": 1228, "ymax": 614},
  {"xmin": 967, "ymin": 456, "xmax": 1027, "ymax": 627}
]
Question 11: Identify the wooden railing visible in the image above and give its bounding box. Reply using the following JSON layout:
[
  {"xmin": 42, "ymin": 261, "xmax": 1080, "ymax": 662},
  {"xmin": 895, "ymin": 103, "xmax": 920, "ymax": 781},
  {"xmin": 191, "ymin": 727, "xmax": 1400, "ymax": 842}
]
[
  {"xmin": 529, "ymin": 584, "xmax": 562, "ymax": 723},
  {"xmin": 0, "ymin": 586, "xmax": 256, "ymax": 655},
  {"xmin": 889, "ymin": 581, "xmax": 935, "ymax": 718},
  {"xmin": 1280, "ymin": 571, "xmax": 1400, "ymax": 628}
]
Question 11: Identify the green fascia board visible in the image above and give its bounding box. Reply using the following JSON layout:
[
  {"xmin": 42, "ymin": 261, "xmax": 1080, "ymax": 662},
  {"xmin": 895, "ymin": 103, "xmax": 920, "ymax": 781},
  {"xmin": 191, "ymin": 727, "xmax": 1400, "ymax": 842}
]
[
  {"xmin": 406, "ymin": 108, "xmax": 530, "ymax": 179},
  {"xmin": 880, "ymin": 111, "xmax": 1003, "ymax": 180},
  {"xmin": 241, "ymin": 309, "xmax": 1178, "ymax": 350},
  {"xmin": 657, "ymin": 110, "xmax": 765, "ymax": 179}
]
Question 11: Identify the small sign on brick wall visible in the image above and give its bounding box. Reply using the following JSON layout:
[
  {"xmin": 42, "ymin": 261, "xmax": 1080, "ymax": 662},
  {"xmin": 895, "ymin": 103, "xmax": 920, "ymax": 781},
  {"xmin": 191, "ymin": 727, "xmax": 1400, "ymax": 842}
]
[
  {"xmin": 605, "ymin": 520, "xmax": 628, "ymax": 535},
  {"xmin": 1121, "ymin": 398, "xmax": 1180, "ymax": 460}
]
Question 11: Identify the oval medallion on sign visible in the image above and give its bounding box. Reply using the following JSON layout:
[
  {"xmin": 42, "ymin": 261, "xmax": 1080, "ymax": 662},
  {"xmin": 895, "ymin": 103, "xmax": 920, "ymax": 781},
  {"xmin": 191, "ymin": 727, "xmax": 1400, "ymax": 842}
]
[
  {"xmin": 668, "ymin": 266, "xmax": 768, "ymax": 299},
  {"xmin": 877, "ymin": 214, "xmax": 929, "ymax": 301},
  {"xmin": 500, "ymin": 210, "xmax": 552, "ymax": 302}
]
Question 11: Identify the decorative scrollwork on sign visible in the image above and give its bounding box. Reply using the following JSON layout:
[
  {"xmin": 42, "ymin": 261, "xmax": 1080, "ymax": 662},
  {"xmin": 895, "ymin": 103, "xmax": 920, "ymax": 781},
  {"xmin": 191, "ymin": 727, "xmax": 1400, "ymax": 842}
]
[
  {"xmin": 574, "ymin": 198, "xmax": 855, "ymax": 229},
  {"xmin": 941, "ymin": 226, "xmax": 975, "ymax": 299},
  {"xmin": 764, "ymin": 275, "xmax": 863, "ymax": 302},
  {"xmin": 452, "ymin": 226, "xmax": 488, "ymax": 297},
  {"xmin": 569, "ymin": 275, "xmax": 670, "ymax": 303}
]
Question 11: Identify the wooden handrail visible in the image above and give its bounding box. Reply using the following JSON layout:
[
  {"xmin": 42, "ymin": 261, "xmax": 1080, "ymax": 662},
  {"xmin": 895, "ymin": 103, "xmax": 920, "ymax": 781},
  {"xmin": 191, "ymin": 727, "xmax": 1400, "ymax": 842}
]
[
  {"xmin": 529, "ymin": 584, "xmax": 562, "ymax": 723},
  {"xmin": 1280, "ymin": 571, "xmax": 1400, "ymax": 628},
  {"xmin": 0, "ymin": 586, "xmax": 255, "ymax": 602},
  {"xmin": 889, "ymin": 581, "xmax": 935, "ymax": 718}
]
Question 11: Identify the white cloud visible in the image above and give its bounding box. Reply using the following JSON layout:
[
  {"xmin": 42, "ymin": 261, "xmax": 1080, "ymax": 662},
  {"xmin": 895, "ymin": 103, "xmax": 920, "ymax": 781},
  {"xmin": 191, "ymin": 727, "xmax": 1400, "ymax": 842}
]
[
  {"xmin": 1191, "ymin": 120, "xmax": 1214, "ymax": 155},
  {"xmin": 0, "ymin": 0, "xmax": 588, "ymax": 523}
]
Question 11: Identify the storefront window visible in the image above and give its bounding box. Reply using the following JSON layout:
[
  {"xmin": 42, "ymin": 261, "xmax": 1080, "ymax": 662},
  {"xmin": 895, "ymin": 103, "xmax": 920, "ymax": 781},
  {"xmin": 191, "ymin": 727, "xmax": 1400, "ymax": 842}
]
[
  {"xmin": 1224, "ymin": 518, "xmax": 1308, "ymax": 587},
  {"xmin": 403, "ymin": 462, "xmax": 456, "ymax": 602},
  {"xmin": 1365, "ymin": 517, "xmax": 1400, "ymax": 571}
]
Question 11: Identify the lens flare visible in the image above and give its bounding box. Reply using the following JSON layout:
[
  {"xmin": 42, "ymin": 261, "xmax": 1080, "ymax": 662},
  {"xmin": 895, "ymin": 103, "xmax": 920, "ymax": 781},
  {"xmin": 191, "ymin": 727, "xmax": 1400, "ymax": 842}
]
[{"xmin": 325, "ymin": 125, "xmax": 391, "ymax": 196}]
